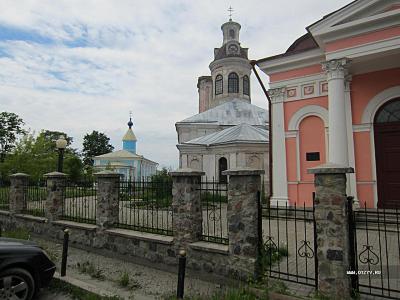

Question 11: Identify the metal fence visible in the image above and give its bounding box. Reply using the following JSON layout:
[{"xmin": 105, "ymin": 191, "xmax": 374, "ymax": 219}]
[
  {"xmin": 349, "ymin": 199, "xmax": 400, "ymax": 299},
  {"xmin": 117, "ymin": 179, "xmax": 174, "ymax": 236},
  {"xmin": 0, "ymin": 181, "xmax": 10, "ymax": 210},
  {"xmin": 23, "ymin": 180, "xmax": 47, "ymax": 217},
  {"xmin": 61, "ymin": 181, "xmax": 97, "ymax": 224},
  {"xmin": 262, "ymin": 202, "xmax": 317, "ymax": 289},
  {"xmin": 198, "ymin": 179, "xmax": 228, "ymax": 245}
]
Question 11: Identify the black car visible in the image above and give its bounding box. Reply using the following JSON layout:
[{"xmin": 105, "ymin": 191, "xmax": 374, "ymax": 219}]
[{"xmin": 0, "ymin": 238, "xmax": 56, "ymax": 300}]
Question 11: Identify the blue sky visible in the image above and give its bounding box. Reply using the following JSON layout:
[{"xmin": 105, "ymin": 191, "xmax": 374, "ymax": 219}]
[{"xmin": 0, "ymin": 0, "xmax": 350, "ymax": 169}]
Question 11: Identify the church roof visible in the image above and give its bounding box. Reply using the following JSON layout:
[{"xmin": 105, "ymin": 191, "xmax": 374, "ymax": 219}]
[
  {"xmin": 123, "ymin": 128, "xmax": 137, "ymax": 141},
  {"xmin": 183, "ymin": 123, "xmax": 268, "ymax": 146},
  {"xmin": 177, "ymin": 99, "xmax": 268, "ymax": 126},
  {"xmin": 94, "ymin": 149, "xmax": 142, "ymax": 159}
]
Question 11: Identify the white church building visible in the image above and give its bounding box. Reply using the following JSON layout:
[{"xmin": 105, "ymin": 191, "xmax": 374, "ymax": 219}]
[{"xmin": 175, "ymin": 18, "xmax": 270, "ymax": 190}]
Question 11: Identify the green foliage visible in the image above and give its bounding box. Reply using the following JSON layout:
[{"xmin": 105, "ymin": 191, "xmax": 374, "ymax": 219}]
[
  {"xmin": 0, "ymin": 112, "xmax": 26, "ymax": 162},
  {"xmin": 259, "ymin": 239, "xmax": 288, "ymax": 274},
  {"xmin": 82, "ymin": 131, "xmax": 114, "ymax": 166},
  {"xmin": 201, "ymin": 192, "xmax": 227, "ymax": 203},
  {"xmin": 117, "ymin": 272, "xmax": 130, "ymax": 287},
  {"xmin": 77, "ymin": 261, "xmax": 105, "ymax": 280},
  {"xmin": 2, "ymin": 228, "xmax": 31, "ymax": 240},
  {"xmin": 164, "ymin": 287, "xmax": 262, "ymax": 300},
  {"xmin": 0, "ymin": 131, "xmax": 83, "ymax": 182}
]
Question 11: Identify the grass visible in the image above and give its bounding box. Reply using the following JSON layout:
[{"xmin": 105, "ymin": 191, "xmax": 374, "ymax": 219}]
[
  {"xmin": 117, "ymin": 272, "xmax": 130, "ymax": 287},
  {"xmin": 1, "ymin": 228, "xmax": 31, "ymax": 240},
  {"xmin": 259, "ymin": 240, "xmax": 289, "ymax": 274},
  {"xmin": 49, "ymin": 278, "xmax": 122, "ymax": 300},
  {"xmin": 77, "ymin": 261, "xmax": 105, "ymax": 280}
]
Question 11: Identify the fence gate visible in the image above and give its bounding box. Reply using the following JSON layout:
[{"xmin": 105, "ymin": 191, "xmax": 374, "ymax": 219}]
[
  {"xmin": 348, "ymin": 198, "xmax": 400, "ymax": 299},
  {"xmin": 260, "ymin": 198, "xmax": 318, "ymax": 290}
]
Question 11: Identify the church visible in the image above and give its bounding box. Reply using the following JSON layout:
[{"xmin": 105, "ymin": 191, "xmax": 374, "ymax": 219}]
[
  {"xmin": 257, "ymin": 0, "xmax": 400, "ymax": 208},
  {"xmin": 176, "ymin": 17, "xmax": 270, "ymax": 190},
  {"xmin": 93, "ymin": 117, "xmax": 158, "ymax": 179}
]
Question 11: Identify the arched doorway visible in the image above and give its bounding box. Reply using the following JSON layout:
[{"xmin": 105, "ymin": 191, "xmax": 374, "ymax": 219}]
[
  {"xmin": 218, "ymin": 157, "xmax": 228, "ymax": 183},
  {"xmin": 374, "ymin": 98, "xmax": 400, "ymax": 208}
]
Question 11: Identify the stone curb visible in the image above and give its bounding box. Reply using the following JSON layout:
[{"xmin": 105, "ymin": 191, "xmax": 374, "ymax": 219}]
[{"xmin": 53, "ymin": 272, "xmax": 155, "ymax": 300}]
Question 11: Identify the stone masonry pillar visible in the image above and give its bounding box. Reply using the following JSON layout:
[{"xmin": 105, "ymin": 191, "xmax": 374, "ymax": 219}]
[
  {"xmin": 9, "ymin": 173, "xmax": 29, "ymax": 214},
  {"xmin": 170, "ymin": 168, "xmax": 204, "ymax": 251},
  {"xmin": 44, "ymin": 172, "xmax": 67, "ymax": 222},
  {"xmin": 308, "ymin": 163, "xmax": 354, "ymax": 299},
  {"xmin": 94, "ymin": 171, "xmax": 121, "ymax": 229},
  {"xmin": 223, "ymin": 168, "xmax": 264, "ymax": 280}
]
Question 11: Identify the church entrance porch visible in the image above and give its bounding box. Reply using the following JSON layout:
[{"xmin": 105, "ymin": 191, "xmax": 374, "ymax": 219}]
[{"xmin": 374, "ymin": 98, "xmax": 400, "ymax": 209}]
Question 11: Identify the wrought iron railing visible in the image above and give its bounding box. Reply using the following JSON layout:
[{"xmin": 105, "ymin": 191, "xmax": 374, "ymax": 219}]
[
  {"xmin": 117, "ymin": 179, "xmax": 173, "ymax": 236},
  {"xmin": 0, "ymin": 181, "xmax": 10, "ymax": 210},
  {"xmin": 199, "ymin": 179, "xmax": 228, "ymax": 245},
  {"xmin": 23, "ymin": 180, "xmax": 47, "ymax": 217},
  {"xmin": 61, "ymin": 181, "xmax": 97, "ymax": 224},
  {"xmin": 350, "ymin": 199, "xmax": 400, "ymax": 299},
  {"xmin": 262, "ymin": 202, "xmax": 317, "ymax": 288}
]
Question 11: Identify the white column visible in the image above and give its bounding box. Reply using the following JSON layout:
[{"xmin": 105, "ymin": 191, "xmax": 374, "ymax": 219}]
[
  {"xmin": 269, "ymin": 87, "xmax": 289, "ymax": 206},
  {"xmin": 322, "ymin": 58, "xmax": 351, "ymax": 165},
  {"xmin": 344, "ymin": 76, "xmax": 359, "ymax": 207}
]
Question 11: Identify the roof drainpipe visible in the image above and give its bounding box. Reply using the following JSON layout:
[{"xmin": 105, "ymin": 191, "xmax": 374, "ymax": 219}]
[{"xmin": 250, "ymin": 60, "xmax": 272, "ymax": 205}]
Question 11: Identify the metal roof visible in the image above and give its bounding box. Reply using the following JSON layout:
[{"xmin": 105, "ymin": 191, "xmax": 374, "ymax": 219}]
[
  {"xmin": 183, "ymin": 123, "xmax": 268, "ymax": 146},
  {"xmin": 177, "ymin": 99, "xmax": 268, "ymax": 126},
  {"xmin": 94, "ymin": 149, "xmax": 142, "ymax": 159}
]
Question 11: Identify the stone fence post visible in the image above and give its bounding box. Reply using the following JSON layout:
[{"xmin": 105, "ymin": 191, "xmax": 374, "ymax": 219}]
[
  {"xmin": 94, "ymin": 171, "xmax": 121, "ymax": 229},
  {"xmin": 170, "ymin": 168, "xmax": 204, "ymax": 251},
  {"xmin": 223, "ymin": 168, "xmax": 264, "ymax": 280},
  {"xmin": 308, "ymin": 163, "xmax": 354, "ymax": 299},
  {"xmin": 44, "ymin": 172, "xmax": 67, "ymax": 222},
  {"xmin": 9, "ymin": 173, "xmax": 29, "ymax": 214}
]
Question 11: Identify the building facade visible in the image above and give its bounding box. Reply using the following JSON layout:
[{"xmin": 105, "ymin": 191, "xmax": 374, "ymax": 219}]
[
  {"xmin": 258, "ymin": 0, "xmax": 400, "ymax": 208},
  {"xmin": 176, "ymin": 18, "xmax": 270, "ymax": 190},
  {"xmin": 93, "ymin": 118, "xmax": 158, "ymax": 179}
]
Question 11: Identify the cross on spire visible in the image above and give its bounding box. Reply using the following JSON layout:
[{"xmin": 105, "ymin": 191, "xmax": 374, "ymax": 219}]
[
  {"xmin": 228, "ymin": 6, "xmax": 234, "ymax": 21},
  {"xmin": 128, "ymin": 111, "xmax": 133, "ymax": 129}
]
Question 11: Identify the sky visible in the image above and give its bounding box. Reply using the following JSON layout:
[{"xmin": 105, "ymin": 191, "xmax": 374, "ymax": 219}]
[{"xmin": 0, "ymin": 0, "xmax": 350, "ymax": 169}]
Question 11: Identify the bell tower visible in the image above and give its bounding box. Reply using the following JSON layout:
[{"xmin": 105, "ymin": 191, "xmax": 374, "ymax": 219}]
[{"xmin": 198, "ymin": 9, "xmax": 251, "ymax": 112}]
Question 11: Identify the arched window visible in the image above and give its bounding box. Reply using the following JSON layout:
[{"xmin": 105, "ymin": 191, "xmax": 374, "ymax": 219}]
[
  {"xmin": 243, "ymin": 75, "xmax": 250, "ymax": 95},
  {"xmin": 215, "ymin": 74, "xmax": 223, "ymax": 95},
  {"xmin": 228, "ymin": 72, "xmax": 239, "ymax": 93},
  {"xmin": 229, "ymin": 29, "xmax": 235, "ymax": 39},
  {"xmin": 218, "ymin": 157, "xmax": 228, "ymax": 183},
  {"xmin": 374, "ymin": 98, "xmax": 400, "ymax": 123}
]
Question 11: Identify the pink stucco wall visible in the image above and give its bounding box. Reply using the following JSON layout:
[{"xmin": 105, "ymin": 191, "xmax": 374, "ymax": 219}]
[
  {"xmin": 351, "ymin": 68, "xmax": 400, "ymax": 124},
  {"xmin": 326, "ymin": 26, "xmax": 400, "ymax": 52},
  {"xmin": 270, "ymin": 64, "xmax": 323, "ymax": 82}
]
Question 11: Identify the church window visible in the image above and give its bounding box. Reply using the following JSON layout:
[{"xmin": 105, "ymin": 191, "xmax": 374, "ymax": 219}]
[
  {"xmin": 243, "ymin": 75, "xmax": 250, "ymax": 95},
  {"xmin": 228, "ymin": 72, "xmax": 239, "ymax": 93},
  {"xmin": 375, "ymin": 98, "xmax": 400, "ymax": 123},
  {"xmin": 218, "ymin": 157, "xmax": 228, "ymax": 183},
  {"xmin": 229, "ymin": 29, "xmax": 235, "ymax": 39},
  {"xmin": 215, "ymin": 74, "xmax": 223, "ymax": 95}
]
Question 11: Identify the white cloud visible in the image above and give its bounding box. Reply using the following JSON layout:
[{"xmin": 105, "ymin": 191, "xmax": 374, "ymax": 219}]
[{"xmin": 0, "ymin": 0, "xmax": 350, "ymax": 169}]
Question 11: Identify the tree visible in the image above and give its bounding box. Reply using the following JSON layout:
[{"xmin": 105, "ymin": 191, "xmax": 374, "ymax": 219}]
[
  {"xmin": 82, "ymin": 131, "xmax": 114, "ymax": 166},
  {"xmin": 0, "ymin": 131, "xmax": 83, "ymax": 182},
  {"xmin": 0, "ymin": 112, "xmax": 26, "ymax": 162}
]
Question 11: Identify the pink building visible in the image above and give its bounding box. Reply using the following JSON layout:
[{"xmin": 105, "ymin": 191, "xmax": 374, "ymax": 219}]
[{"xmin": 257, "ymin": 0, "xmax": 400, "ymax": 208}]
